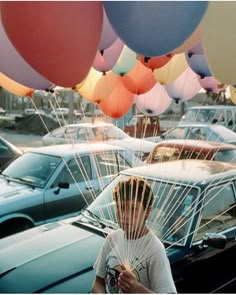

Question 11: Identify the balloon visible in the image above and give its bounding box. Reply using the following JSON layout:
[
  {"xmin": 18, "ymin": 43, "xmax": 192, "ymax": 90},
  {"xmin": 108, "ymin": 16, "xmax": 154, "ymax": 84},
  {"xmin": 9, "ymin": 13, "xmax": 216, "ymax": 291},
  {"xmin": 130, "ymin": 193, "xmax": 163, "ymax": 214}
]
[
  {"xmin": 154, "ymin": 53, "xmax": 188, "ymax": 85},
  {"xmin": 185, "ymin": 53, "xmax": 212, "ymax": 78},
  {"xmin": 0, "ymin": 2, "xmax": 103, "ymax": 87},
  {"xmin": 99, "ymin": 8, "xmax": 118, "ymax": 51},
  {"xmin": 77, "ymin": 68, "xmax": 103, "ymax": 103},
  {"xmin": 165, "ymin": 67, "xmax": 201, "ymax": 103},
  {"xmin": 0, "ymin": 73, "xmax": 34, "ymax": 97},
  {"xmin": 188, "ymin": 41, "xmax": 204, "ymax": 55},
  {"xmin": 0, "ymin": 21, "xmax": 53, "ymax": 90},
  {"xmin": 201, "ymin": 2, "xmax": 236, "ymax": 85},
  {"xmin": 171, "ymin": 25, "xmax": 201, "ymax": 54},
  {"xmin": 104, "ymin": 1, "xmax": 208, "ymax": 56},
  {"xmin": 230, "ymin": 86, "xmax": 236, "ymax": 105},
  {"xmin": 93, "ymin": 38, "xmax": 124, "ymax": 73},
  {"xmin": 198, "ymin": 76, "xmax": 227, "ymax": 94},
  {"xmin": 98, "ymin": 77, "xmax": 134, "ymax": 119},
  {"xmin": 112, "ymin": 45, "xmax": 137, "ymax": 76},
  {"xmin": 135, "ymin": 83, "xmax": 172, "ymax": 116},
  {"xmin": 94, "ymin": 71, "xmax": 120, "ymax": 103},
  {"xmin": 121, "ymin": 61, "xmax": 156, "ymax": 95},
  {"xmin": 139, "ymin": 54, "xmax": 174, "ymax": 71}
]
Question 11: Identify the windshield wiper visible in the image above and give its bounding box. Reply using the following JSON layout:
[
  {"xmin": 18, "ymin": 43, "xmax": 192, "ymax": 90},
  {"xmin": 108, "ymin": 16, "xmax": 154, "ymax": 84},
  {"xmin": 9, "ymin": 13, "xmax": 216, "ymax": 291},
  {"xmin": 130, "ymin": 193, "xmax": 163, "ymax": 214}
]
[
  {"xmin": 81, "ymin": 209, "xmax": 107, "ymax": 229},
  {"xmin": 13, "ymin": 177, "xmax": 35, "ymax": 189}
]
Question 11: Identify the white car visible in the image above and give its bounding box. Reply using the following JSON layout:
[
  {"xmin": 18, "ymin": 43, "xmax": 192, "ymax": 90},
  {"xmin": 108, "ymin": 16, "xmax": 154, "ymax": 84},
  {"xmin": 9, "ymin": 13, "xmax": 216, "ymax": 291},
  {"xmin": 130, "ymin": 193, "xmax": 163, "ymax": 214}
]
[
  {"xmin": 51, "ymin": 107, "xmax": 82, "ymax": 120},
  {"xmin": 0, "ymin": 142, "xmax": 143, "ymax": 238},
  {"xmin": 42, "ymin": 122, "xmax": 156, "ymax": 160}
]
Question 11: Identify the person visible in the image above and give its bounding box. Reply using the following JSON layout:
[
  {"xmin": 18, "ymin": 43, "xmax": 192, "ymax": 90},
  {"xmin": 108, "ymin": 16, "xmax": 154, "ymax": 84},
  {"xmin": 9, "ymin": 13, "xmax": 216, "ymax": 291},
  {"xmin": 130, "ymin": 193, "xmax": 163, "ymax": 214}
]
[{"xmin": 92, "ymin": 176, "xmax": 177, "ymax": 293}]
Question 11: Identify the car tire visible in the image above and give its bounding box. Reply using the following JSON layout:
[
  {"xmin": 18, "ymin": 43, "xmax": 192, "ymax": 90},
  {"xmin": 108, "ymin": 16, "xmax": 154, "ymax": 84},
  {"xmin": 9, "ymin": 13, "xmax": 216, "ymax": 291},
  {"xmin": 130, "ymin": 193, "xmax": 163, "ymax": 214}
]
[{"xmin": 0, "ymin": 219, "xmax": 34, "ymax": 239}]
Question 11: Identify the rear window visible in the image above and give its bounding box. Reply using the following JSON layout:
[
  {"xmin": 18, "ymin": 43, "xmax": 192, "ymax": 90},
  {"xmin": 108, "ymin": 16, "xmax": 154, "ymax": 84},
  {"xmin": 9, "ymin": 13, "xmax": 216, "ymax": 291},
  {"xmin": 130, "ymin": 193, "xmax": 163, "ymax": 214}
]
[{"xmin": 213, "ymin": 149, "xmax": 236, "ymax": 163}]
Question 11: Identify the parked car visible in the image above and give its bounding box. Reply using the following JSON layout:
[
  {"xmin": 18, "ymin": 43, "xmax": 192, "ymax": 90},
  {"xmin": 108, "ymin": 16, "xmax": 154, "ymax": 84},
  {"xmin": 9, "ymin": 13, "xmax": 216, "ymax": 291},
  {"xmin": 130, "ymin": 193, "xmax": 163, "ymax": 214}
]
[
  {"xmin": 179, "ymin": 105, "xmax": 236, "ymax": 131},
  {"xmin": 124, "ymin": 114, "xmax": 160, "ymax": 138},
  {"xmin": 0, "ymin": 107, "xmax": 6, "ymax": 116},
  {"xmin": 23, "ymin": 108, "xmax": 46, "ymax": 116},
  {"xmin": 0, "ymin": 160, "xmax": 236, "ymax": 293},
  {"xmin": 146, "ymin": 139, "xmax": 236, "ymax": 164},
  {"xmin": 0, "ymin": 136, "xmax": 23, "ymax": 170},
  {"xmin": 0, "ymin": 143, "xmax": 143, "ymax": 238},
  {"xmin": 42, "ymin": 122, "xmax": 156, "ymax": 160},
  {"xmin": 146, "ymin": 123, "xmax": 236, "ymax": 145}
]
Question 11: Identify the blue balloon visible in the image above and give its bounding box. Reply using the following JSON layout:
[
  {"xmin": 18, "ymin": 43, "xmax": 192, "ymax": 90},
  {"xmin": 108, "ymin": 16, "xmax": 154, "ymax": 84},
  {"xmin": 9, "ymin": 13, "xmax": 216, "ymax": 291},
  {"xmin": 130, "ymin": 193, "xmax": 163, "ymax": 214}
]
[
  {"xmin": 185, "ymin": 53, "xmax": 212, "ymax": 78},
  {"xmin": 104, "ymin": 1, "xmax": 209, "ymax": 57}
]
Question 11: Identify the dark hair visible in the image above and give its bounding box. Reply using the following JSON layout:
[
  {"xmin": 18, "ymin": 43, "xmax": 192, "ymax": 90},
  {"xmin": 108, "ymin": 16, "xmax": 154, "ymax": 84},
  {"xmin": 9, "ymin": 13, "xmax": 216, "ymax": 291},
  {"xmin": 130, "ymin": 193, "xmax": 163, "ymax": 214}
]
[{"xmin": 113, "ymin": 176, "xmax": 154, "ymax": 209}]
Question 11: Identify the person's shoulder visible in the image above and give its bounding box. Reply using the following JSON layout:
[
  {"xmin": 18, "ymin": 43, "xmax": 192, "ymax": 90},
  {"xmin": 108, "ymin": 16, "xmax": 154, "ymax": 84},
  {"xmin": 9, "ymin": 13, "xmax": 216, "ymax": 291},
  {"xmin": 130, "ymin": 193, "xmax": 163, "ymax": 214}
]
[{"xmin": 149, "ymin": 230, "xmax": 165, "ymax": 249}]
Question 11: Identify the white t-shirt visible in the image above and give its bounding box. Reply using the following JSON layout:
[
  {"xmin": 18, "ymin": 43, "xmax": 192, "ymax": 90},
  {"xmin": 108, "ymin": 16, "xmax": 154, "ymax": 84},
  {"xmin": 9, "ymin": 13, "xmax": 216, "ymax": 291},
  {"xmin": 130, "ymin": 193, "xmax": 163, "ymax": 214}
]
[{"xmin": 94, "ymin": 229, "xmax": 177, "ymax": 293}]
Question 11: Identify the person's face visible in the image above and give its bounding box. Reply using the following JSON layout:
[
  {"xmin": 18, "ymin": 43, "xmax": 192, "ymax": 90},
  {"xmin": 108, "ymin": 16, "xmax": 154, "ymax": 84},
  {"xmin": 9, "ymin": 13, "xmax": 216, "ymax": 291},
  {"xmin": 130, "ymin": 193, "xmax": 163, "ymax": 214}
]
[{"xmin": 116, "ymin": 199, "xmax": 150, "ymax": 238}]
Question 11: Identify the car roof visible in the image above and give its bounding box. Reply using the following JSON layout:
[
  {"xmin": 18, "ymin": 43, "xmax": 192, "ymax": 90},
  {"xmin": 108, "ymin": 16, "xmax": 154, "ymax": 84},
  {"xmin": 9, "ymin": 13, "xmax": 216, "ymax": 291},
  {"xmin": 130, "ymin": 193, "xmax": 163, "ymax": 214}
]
[
  {"xmin": 121, "ymin": 160, "xmax": 236, "ymax": 184},
  {"xmin": 59, "ymin": 122, "xmax": 114, "ymax": 128},
  {"xmin": 27, "ymin": 142, "xmax": 124, "ymax": 157},
  {"xmin": 186, "ymin": 105, "xmax": 236, "ymax": 110},
  {"xmin": 154, "ymin": 139, "xmax": 236, "ymax": 151}
]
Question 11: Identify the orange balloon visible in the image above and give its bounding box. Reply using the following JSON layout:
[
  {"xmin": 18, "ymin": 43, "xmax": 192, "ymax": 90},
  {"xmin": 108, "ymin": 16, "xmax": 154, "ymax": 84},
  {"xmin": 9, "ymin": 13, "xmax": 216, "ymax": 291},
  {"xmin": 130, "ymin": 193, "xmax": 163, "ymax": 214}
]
[
  {"xmin": 99, "ymin": 77, "xmax": 134, "ymax": 118},
  {"xmin": 139, "ymin": 54, "xmax": 174, "ymax": 71},
  {"xmin": 171, "ymin": 25, "xmax": 201, "ymax": 54},
  {"xmin": 0, "ymin": 73, "xmax": 34, "ymax": 96},
  {"xmin": 94, "ymin": 71, "xmax": 120, "ymax": 103},
  {"xmin": 121, "ymin": 61, "xmax": 156, "ymax": 95}
]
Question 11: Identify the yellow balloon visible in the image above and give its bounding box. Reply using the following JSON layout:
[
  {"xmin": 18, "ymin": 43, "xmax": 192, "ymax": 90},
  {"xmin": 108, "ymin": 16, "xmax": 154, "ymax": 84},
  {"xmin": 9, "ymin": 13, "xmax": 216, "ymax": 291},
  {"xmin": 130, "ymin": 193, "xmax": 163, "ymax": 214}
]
[
  {"xmin": 230, "ymin": 86, "xmax": 236, "ymax": 105},
  {"xmin": 153, "ymin": 53, "xmax": 188, "ymax": 85},
  {"xmin": 201, "ymin": 2, "xmax": 236, "ymax": 85},
  {"xmin": 0, "ymin": 72, "xmax": 33, "ymax": 96},
  {"xmin": 77, "ymin": 67, "xmax": 103, "ymax": 102}
]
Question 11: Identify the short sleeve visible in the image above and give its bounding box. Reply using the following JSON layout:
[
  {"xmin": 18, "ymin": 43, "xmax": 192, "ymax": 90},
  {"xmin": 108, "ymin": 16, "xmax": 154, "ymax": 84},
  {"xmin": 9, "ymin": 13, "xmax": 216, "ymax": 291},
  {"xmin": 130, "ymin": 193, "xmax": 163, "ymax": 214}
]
[{"xmin": 93, "ymin": 240, "xmax": 108, "ymax": 279}]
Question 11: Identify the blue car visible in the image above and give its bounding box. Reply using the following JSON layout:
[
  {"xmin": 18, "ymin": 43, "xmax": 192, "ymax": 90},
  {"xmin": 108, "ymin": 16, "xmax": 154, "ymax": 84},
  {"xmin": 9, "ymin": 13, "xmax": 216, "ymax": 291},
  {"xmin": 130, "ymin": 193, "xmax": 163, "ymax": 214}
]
[{"xmin": 0, "ymin": 160, "xmax": 236, "ymax": 293}]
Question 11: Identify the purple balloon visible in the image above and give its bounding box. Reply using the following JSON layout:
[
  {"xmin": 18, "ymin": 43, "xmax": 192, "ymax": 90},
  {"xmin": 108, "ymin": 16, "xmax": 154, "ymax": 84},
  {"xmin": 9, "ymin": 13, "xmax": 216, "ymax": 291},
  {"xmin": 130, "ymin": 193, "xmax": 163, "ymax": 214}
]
[
  {"xmin": 185, "ymin": 52, "xmax": 212, "ymax": 78},
  {"xmin": 198, "ymin": 76, "xmax": 227, "ymax": 93},
  {"xmin": 165, "ymin": 67, "xmax": 201, "ymax": 103},
  {"xmin": 0, "ymin": 21, "xmax": 53, "ymax": 90},
  {"xmin": 99, "ymin": 8, "xmax": 118, "ymax": 51},
  {"xmin": 135, "ymin": 83, "xmax": 172, "ymax": 116},
  {"xmin": 93, "ymin": 38, "xmax": 124, "ymax": 72},
  {"xmin": 188, "ymin": 41, "xmax": 204, "ymax": 55}
]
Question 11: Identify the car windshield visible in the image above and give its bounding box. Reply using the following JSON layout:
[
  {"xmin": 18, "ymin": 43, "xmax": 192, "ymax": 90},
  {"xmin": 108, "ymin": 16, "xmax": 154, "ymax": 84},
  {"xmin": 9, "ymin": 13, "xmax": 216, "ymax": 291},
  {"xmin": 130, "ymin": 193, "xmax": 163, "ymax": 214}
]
[
  {"xmin": 1, "ymin": 152, "xmax": 61, "ymax": 187},
  {"xmin": 88, "ymin": 174, "xmax": 199, "ymax": 246},
  {"xmin": 213, "ymin": 149, "xmax": 236, "ymax": 163},
  {"xmin": 91, "ymin": 125, "xmax": 129, "ymax": 141},
  {"xmin": 181, "ymin": 109, "xmax": 215, "ymax": 123}
]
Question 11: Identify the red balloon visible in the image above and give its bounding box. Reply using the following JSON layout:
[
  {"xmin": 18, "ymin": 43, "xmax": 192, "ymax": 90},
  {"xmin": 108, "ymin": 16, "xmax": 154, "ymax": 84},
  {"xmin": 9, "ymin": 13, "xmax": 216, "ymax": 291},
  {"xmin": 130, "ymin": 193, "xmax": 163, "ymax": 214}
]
[
  {"xmin": 99, "ymin": 77, "xmax": 134, "ymax": 118},
  {"xmin": 121, "ymin": 61, "xmax": 156, "ymax": 95},
  {"xmin": 139, "ymin": 54, "xmax": 174, "ymax": 71},
  {"xmin": 0, "ymin": 2, "xmax": 103, "ymax": 87}
]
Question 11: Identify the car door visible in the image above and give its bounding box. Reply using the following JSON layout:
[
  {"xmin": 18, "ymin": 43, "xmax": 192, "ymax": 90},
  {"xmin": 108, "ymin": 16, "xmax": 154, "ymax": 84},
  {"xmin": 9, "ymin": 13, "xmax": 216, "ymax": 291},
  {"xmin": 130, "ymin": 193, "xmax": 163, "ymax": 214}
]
[
  {"xmin": 174, "ymin": 183, "xmax": 236, "ymax": 293},
  {"xmin": 43, "ymin": 155, "xmax": 94, "ymax": 221}
]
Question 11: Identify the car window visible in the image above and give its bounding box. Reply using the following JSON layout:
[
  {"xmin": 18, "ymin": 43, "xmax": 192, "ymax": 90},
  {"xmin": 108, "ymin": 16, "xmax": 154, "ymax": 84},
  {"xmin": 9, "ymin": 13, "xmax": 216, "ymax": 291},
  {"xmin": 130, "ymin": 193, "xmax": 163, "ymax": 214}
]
[
  {"xmin": 64, "ymin": 127, "xmax": 78, "ymax": 140},
  {"xmin": 213, "ymin": 149, "xmax": 236, "ymax": 163},
  {"xmin": 93, "ymin": 152, "xmax": 131, "ymax": 177},
  {"xmin": 182, "ymin": 150, "xmax": 206, "ymax": 160},
  {"xmin": 0, "ymin": 140, "xmax": 12, "ymax": 157},
  {"xmin": 55, "ymin": 156, "xmax": 92, "ymax": 185},
  {"xmin": 166, "ymin": 128, "xmax": 186, "ymax": 139},
  {"xmin": 195, "ymin": 184, "xmax": 236, "ymax": 241},
  {"xmin": 51, "ymin": 127, "xmax": 66, "ymax": 138}
]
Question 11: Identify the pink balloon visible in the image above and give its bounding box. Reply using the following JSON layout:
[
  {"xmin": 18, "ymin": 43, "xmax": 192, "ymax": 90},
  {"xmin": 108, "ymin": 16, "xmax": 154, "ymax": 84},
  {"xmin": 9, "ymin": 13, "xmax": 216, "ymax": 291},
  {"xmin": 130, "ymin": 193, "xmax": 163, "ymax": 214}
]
[
  {"xmin": 165, "ymin": 67, "xmax": 201, "ymax": 103},
  {"xmin": 135, "ymin": 83, "xmax": 172, "ymax": 116},
  {"xmin": 0, "ymin": 21, "xmax": 53, "ymax": 90},
  {"xmin": 99, "ymin": 8, "xmax": 118, "ymax": 51},
  {"xmin": 198, "ymin": 76, "xmax": 228, "ymax": 93},
  {"xmin": 93, "ymin": 38, "xmax": 124, "ymax": 73}
]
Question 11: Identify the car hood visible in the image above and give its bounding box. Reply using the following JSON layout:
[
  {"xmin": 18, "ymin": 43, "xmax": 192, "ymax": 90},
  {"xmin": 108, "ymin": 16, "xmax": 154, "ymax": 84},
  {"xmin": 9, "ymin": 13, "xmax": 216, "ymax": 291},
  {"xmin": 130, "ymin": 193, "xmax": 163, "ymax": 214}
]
[
  {"xmin": 0, "ymin": 222, "xmax": 105, "ymax": 293},
  {"xmin": 108, "ymin": 138, "xmax": 156, "ymax": 153},
  {"xmin": 0, "ymin": 178, "xmax": 36, "ymax": 202}
]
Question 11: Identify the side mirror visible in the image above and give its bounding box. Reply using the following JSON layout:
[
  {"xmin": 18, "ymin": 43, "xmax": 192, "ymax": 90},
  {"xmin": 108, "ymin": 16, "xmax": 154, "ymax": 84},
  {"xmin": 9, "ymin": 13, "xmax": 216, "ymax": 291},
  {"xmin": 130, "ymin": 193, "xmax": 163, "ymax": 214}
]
[
  {"xmin": 54, "ymin": 182, "xmax": 69, "ymax": 195},
  {"xmin": 201, "ymin": 233, "xmax": 227, "ymax": 249}
]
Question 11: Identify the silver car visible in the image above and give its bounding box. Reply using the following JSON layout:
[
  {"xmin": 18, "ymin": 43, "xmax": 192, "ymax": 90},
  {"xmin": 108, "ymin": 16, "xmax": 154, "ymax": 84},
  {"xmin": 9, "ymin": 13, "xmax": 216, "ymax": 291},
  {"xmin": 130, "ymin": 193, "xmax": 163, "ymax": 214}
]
[
  {"xmin": 42, "ymin": 122, "xmax": 156, "ymax": 160},
  {"xmin": 0, "ymin": 143, "xmax": 143, "ymax": 238}
]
